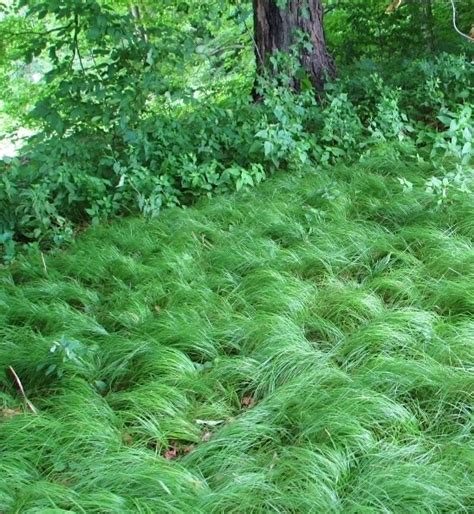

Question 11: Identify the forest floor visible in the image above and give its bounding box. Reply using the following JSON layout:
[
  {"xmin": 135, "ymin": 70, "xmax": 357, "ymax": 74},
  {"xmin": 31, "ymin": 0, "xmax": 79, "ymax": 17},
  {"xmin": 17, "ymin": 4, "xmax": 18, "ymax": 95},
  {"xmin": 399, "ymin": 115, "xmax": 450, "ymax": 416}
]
[{"xmin": 1, "ymin": 147, "xmax": 473, "ymax": 513}]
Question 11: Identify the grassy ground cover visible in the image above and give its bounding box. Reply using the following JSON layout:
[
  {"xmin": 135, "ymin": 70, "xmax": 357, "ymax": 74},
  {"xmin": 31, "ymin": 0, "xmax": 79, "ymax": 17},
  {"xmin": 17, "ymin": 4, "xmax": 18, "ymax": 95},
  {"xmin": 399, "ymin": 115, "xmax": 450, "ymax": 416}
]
[{"xmin": 1, "ymin": 147, "xmax": 473, "ymax": 513}]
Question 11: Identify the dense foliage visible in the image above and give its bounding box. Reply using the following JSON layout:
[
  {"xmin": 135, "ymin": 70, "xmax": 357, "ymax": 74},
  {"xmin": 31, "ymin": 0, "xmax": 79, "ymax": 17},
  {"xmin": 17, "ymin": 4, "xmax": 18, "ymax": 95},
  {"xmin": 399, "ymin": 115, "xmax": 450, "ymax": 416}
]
[{"xmin": 0, "ymin": 0, "xmax": 472, "ymax": 258}]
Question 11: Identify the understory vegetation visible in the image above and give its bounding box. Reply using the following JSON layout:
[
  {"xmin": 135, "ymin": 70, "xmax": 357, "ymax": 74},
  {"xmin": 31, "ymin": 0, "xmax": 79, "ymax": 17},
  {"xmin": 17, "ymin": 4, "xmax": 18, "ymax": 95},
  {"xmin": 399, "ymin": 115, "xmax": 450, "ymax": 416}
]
[
  {"xmin": 1, "ymin": 50, "xmax": 472, "ymax": 256},
  {"xmin": 0, "ymin": 1, "xmax": 472, "ymax": 257},
  {"xmin": 1, "ymin": 147, "xmax": 473, "ymax": 511}
]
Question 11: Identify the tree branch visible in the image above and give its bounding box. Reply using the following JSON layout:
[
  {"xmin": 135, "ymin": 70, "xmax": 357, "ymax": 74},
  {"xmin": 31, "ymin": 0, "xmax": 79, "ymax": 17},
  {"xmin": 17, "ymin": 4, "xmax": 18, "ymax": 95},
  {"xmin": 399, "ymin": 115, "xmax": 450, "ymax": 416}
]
[
  {"xmin": 449, "ymin": 0, "xmax": 473, "ymax": 42},
  {"xmin": 72, "ymin": 13, "xmax": 85, "ymax": 72}
]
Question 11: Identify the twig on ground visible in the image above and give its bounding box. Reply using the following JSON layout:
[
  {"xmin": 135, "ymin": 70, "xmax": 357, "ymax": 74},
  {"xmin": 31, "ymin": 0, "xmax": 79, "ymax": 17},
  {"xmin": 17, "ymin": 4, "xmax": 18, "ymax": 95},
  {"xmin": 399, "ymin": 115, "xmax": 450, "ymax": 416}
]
[{"xmin": 8, "ymin": 366, "xmax": 38, "ymax": 415}]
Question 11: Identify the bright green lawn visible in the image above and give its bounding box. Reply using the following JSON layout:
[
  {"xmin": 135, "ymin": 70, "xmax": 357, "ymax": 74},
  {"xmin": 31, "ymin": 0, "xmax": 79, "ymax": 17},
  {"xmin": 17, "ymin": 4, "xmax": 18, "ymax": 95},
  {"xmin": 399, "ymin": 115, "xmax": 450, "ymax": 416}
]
[{"xmin": 1, "ymin": 148, "xmax": 473, "ymax": 513}]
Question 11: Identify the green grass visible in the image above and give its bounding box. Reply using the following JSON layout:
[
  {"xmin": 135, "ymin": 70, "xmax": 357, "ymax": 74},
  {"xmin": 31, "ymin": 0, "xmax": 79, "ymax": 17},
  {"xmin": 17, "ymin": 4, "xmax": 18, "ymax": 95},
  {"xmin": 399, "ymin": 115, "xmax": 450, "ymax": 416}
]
[{"xmin": 1, "ymin": 146, "xmax": 473, "ymax": 513}]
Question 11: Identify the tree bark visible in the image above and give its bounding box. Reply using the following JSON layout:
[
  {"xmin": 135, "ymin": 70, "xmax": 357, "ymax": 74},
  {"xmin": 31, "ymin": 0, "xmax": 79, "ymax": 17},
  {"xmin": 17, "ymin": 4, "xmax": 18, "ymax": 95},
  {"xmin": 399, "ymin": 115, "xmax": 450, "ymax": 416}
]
[
  {"xmin": 252, "ymin": 0, "xmax": 335, "ymax": 94},
  {"xmin": 421, "ymin": 0, "xmax": 435, "ymax": 53},
  {"xmin": 129, "ymin": 4, "xmax": 148, "ymax": 43}
]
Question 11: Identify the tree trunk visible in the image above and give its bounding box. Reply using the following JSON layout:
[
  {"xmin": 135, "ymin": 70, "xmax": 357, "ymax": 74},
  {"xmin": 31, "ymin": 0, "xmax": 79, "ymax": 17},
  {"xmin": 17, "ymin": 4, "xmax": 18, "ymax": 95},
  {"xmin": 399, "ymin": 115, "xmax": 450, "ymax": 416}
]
[
  {"xmin": 129, "ymin": 4, "xmax": 148, "ymax": 43},
  {"xmin": 421, "ymin": 0, "xmax": 435, "ymax": 53},
  {"xmin": 252, "ymin": 0, "xmax": 335, "ymax": 95}
]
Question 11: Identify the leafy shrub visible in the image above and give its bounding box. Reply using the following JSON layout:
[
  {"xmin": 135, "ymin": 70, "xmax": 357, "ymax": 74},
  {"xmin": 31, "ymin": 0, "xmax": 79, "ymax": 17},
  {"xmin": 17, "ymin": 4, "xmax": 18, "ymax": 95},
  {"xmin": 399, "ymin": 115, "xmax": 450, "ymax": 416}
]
[
  {"xmin": 391, "ymin": 53, "xmax": 473, "ymax": 121},
  {"xmin": 320, "ymin": 92, "xmax": 363, "ymax": 164},
  {"xmin": 431, "ymin": 105, "xmax": 472, "ymax": 164},
  {"xmin": 254, "ymin": 83, "xmax": 317, "ymax": 170},
  {"xmin": 369, "ymin": 88, "xmax": 414, "ymax": 142},
  {"xmin": 424, "ymin": 168, "xmax": 473, "ymax": 206},
  {"xmin": 1, "ymin": 49, "xmax": 472, "ymax": 259},
  {"xmin": 37, "ymin": 336, "xmax": 95, "ymax": 380},
  {"xmin": 340, "ymin": 53, "xmax": 472, "ymax": 124},
  {"xmin": 396, "ymin": 104, "xmax": 473, "ymax": 207}
]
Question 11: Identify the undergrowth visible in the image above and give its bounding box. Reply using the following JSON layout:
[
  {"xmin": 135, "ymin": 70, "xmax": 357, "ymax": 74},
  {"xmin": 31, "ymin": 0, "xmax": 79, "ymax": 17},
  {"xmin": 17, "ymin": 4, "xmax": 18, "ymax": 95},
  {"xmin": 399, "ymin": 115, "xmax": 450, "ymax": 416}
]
[
  {"xmin": 1, "ymin": 146, "xmax": 473, "ymax": 512},
  {"xmin": 1, "ymin": 53, "xmax": 472, "ymax": 255}
]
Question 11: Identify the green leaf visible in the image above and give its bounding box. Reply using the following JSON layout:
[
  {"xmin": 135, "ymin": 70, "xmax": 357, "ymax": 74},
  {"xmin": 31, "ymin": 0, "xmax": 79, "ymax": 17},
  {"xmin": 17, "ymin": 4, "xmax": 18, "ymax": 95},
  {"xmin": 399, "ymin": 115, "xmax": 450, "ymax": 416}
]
[
  {"xmin": 264, "ymin": 141, "xmax": 274, "ymax": 156},
  {"xmin": 45, "ymin": 364, "xmax": 57, "ymax": 376}
]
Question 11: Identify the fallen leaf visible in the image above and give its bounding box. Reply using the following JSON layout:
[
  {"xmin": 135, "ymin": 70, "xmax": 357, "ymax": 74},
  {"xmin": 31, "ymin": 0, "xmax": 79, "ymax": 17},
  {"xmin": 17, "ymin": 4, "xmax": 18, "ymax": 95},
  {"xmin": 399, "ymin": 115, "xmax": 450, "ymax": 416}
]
[
  {"xmin": 1, "ymin": 407, "xmax": 22, "ymax": 419},
  {"xmin": 164, "ymin": 445, "xmax": 178, "ymax": 460},
  {"xmin": 241, "ymin": 396, "xmax": 255, "ymax": 408},
  {"xmin": 183, "ymin": 444, "xmax": 195, "ymax": 454},
  {"xmin": 122, "ymin": 432, "xmax": 133, "ymax": 445},
  {"xmin": 201, "ymin": 431, "xmax": 212, "ymax": 442}
]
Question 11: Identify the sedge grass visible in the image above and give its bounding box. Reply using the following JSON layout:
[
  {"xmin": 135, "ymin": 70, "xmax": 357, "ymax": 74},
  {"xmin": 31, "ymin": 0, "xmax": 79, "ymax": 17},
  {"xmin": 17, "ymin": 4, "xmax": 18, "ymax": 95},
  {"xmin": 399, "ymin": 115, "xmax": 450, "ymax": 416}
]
[{"xmin": 0, "ymin": 147, "xmax": 473, "ymax": 512}]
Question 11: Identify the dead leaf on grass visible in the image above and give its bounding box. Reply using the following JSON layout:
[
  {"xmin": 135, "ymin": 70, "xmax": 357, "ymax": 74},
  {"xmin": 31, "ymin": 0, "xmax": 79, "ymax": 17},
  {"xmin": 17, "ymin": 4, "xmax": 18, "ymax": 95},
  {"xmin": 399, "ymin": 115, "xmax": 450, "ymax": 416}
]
[
  {"xmin": 195, "ymin": 419, "xmax": 224, "ymax": 427},
  {"xmin": 122, "ymin": 432, "xmax": 133, "ymax": 445},
  {"xmin": 241, "ymin": 396, "xmax": 255, "ymax": 408},
  {"xmin": 201, "ymin": 431, "xmax": 212, "ymax": 442},
  {"xmin": 183, "ymin": 444, "xmax": 195, "ymax": 454},
  {"xmin": 164, "ymin": 445, "xmax": 179, "ymax": 460},
  {"xmin": 1, "ymin": 407, "xmax": 22, "ymax": 419}
]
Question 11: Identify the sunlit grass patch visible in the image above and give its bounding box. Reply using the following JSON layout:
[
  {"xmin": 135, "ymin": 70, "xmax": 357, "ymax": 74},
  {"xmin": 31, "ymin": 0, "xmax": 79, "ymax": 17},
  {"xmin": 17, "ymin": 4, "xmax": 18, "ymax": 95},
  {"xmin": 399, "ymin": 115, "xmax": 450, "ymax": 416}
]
[{"xmin": 1, "ymin": 149, "xmax": 472, "ymax": 512}]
